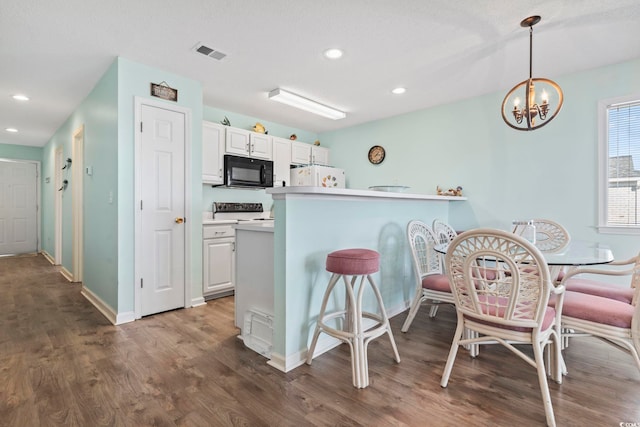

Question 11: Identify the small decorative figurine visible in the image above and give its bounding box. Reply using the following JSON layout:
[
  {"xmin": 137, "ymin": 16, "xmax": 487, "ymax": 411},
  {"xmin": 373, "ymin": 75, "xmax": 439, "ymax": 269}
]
[
  {"xmin": 437, "ymin": 186, "xmax": 463, "ymax": 196},
  {"xmin": 314, "ymin": 140, "xmax": 321, "ymax": 146},
  {"xmin": 290, "ymin": 134, "xmax": 297, "ymax": 140},
  {"xmin": 253, "ymin": 122, "xmax": 266, "ymax": 133},
  {"xmin": 220, "ymin": 116, "xmax": 230, "ymax": 126}
]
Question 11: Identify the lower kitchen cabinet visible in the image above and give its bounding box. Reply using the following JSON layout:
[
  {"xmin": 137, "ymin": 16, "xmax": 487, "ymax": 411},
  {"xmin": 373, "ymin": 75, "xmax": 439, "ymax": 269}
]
[{"xmin": 203, "ymin": 224, "xmax": 236, "ymax": 299}]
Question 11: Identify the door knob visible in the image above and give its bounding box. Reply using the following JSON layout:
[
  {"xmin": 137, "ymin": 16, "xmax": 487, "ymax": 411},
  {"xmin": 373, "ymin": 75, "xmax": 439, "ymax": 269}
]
[{"xmin": 175, "ymin": 217, "xmax": 184, "ymax": 224}]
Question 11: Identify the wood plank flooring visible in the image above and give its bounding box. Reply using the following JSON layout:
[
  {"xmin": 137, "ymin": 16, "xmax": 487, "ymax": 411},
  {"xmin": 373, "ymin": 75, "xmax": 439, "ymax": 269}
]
[{"xmin": 1, "ymin": 254, "xmax": 639, "ymax": 426}]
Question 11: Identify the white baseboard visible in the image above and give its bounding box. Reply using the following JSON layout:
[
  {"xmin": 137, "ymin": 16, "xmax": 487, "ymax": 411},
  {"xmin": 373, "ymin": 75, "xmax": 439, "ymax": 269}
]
[
  {"xmin": 59, "ymin": 266, "xmax": 73, "ymax": 282},
  {"xmin": 115, "ymin": 311, "xmax": 136, "ymax": 325},
  {"xmin": 191, "ymin": 296, "xmax": 206, "ymax": 307},
  {"xmin": 81, "ymin": 285, "xmax": 135, "ymax": 325},
  {"xmin": 41, "ymin": 250, "xmax": 55, "ymax": 265}
]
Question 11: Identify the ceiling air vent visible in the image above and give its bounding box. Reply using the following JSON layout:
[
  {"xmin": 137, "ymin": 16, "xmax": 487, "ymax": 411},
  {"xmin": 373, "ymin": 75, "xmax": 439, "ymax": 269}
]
[{"xmin": 194, "ymin": 43, "xmax": 226, "ymax": 60}]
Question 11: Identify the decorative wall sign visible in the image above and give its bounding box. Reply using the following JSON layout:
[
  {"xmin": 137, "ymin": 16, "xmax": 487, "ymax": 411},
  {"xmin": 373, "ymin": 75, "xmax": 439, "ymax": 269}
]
[{"xmin": 150, "ymin": 81, "xmax": 178, "ymax": 102}]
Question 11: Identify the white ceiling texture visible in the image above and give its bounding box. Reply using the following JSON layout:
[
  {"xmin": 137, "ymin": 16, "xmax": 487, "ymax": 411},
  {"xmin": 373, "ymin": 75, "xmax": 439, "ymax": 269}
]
[{"xmin": 2, "ymin": 0, "xmax": 640, "ymax": 147}]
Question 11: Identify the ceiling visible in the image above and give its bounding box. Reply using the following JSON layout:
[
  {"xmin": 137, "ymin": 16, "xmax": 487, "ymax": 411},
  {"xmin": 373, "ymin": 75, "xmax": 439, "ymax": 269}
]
[{"xmin": 2, "ymin": 0, "xmax": 640, "ymax": 147}]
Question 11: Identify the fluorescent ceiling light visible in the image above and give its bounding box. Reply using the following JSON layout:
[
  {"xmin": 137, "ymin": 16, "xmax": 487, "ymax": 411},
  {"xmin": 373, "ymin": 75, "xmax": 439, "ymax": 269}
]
[
  {"xmin": 12, "ymin": 94, "xmax": 29, "ymax": 101},
  {"xmin": 268, "ymin": 88, "xmax": 346, "ymax": 120},
  {"xmin": 392, "ymin": 87, "xmax": 406, "ymax": 95},
  {"xmin": 5, "ymin": 128, "xmax": 18, "ymax": 133}
]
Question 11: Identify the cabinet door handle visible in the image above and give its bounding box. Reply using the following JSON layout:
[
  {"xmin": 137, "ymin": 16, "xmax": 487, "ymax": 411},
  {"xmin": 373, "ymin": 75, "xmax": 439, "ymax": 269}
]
[{"xmin": 232, "ymin": 242, "xmax": 236, "ymax": 252}]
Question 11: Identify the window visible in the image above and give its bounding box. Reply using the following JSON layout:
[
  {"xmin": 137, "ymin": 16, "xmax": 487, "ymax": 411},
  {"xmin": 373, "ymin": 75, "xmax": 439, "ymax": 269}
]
[{"xmin": 598, "ymin": 95, "xmax": 640, "ymax": 233}]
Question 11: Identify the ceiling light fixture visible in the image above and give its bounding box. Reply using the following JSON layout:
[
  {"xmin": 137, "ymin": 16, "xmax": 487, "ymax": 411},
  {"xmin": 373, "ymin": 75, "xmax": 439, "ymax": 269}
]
[
  {"xmin": 501, "ymin": 16, "xmax": 563, "ymax": 131},
  {"xmin": 392, "ymin": 87, "xmax": 406, "ymax": 95},
  {"xmin": 268, "ymin": 88, "xmax": 346, "ymax": 120},
  {"xmin": 12, "ymin": 94, "xmax": 29, "ymax": 101},
  {"xmin": 5, "ymin": 128, "xmax": 18, "ymax": 133},
  {"xmin": 323, "ymin": 48, "xmax": 343, "ymax": 59}
]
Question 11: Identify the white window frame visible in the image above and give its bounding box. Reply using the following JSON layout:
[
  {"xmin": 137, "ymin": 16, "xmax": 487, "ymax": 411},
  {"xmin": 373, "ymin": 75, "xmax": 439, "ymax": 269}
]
[{"xmin": 598, "ymin": 93, "xmax": 640, "ymax": 235}]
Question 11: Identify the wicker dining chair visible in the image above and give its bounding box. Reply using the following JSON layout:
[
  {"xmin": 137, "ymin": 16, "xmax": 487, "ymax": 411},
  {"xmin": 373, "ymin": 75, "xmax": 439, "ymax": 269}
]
[
  {"xmin": 513, "ymin": 218, "xmax": 570, "ymax": 253},
  {"xmin": 401, "ymin": 220, "xmax": 453, "ymax": 333},
  {"xmin": 441, "ymin": 228, "xmax": 565, "ymax": 427},
  {"xmin": 432, "ymin": 218, "xmax": 457, "ymax": 245},
  {"xmin": 552, "ymin": 252, "xmax": 640, "ymax": 374}
]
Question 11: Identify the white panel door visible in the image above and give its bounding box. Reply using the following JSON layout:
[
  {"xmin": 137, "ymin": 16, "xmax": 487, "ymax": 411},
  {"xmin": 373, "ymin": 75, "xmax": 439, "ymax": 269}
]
[
  {"xmin": 0, "ymin": 161, "xmax": 37, "ymax": 255},
  {"xmin": 140, "ymin": 104, "xmax": 186, "ymax": 316}
]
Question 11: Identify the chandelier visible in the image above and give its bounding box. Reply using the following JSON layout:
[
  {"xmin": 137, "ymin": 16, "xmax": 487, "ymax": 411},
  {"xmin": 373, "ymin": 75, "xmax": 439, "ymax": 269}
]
[{"xmin": 501, "ymin": 16, "xmax": 563, "ymax": 131}]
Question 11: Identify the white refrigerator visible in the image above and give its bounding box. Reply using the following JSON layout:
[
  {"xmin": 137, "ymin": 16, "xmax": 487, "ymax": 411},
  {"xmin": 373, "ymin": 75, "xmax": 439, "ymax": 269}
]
[{"xmin": 290, "ymin": 165, "xmax": 346, "ymax": 188}]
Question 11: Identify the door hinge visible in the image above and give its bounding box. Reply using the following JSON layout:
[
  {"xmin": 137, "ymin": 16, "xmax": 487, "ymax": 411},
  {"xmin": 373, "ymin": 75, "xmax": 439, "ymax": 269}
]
[
  {"xmin": 141, "ymin": 278, "xmax": 143, "ymax": 288},
  {"xmin": 140, "ymin": 122, "xmax": 143, "ymax": 132}
]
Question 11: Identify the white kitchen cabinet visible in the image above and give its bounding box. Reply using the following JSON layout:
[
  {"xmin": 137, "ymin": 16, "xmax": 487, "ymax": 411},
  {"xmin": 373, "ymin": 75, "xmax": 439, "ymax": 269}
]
[
  {"xmin": 249, "ymin": 132, "xmax": 272, "ymax": 159},
  {"xmin": 225, "ymin": 127, "xmax": 272, "ymax": 160},
  {"xmin": 291, "ymin": 141, "xmax": 311, "ymax": 165},
  {"xmin": 202, "ymin": 121, "xmax": 225, "ymax": 185},
  {"xmin": 311, "ymin": 145, "xmax": 329, "ymax": 166},
  {"xmin": 203, "ymin": 223, "xmax": 236, "ymax": 299},
  {"xmin": 272, "ymin": 136, "xmax": 291, "ymax": 187},
  {"xmin": 290, "ymin": 141, "xmax": 330, "ymax": 166}
]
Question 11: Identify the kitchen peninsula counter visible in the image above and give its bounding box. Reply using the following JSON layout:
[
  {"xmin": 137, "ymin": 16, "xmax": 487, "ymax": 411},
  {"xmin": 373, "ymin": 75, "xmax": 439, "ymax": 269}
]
[
  {"xmin": 267, "ymin": 186, "xmax": 467, "ymax": 201},
  {"xmin": 259, "ymin": 186, "xmax": 466, "ymax": 372}
]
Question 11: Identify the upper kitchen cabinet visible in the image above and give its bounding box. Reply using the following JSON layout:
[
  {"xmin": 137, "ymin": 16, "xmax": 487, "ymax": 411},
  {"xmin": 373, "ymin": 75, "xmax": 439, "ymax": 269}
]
[
  {"xmin": 291, "ymin": 141, "xmax": 329, "ymax": 166},
  {"xmin": 311, "ymin": 145, "xmax": 329, "ymax": 166},
  {"xmin": 202, "ymin": 121, "xmax": 225, "ymax": 185},
  {"xmin": 272, "ymin": 136, "xmax": 292, "ymax": 187},
  {"xmin": 225, "ymin": 127, "xmax": 272, "ymax": 160}
]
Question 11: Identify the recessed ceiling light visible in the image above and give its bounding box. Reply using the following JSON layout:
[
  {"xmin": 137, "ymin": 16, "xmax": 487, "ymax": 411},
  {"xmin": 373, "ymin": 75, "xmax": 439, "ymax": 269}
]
[
  {"xmin": 5, "ymin": 128, "xmax": 18, "ymax": 133},
  {"xmin": 12, "ymin": 94, "xmax": 29, "ymax": 101},
  {"xmin": 392, "ymin": 87, "xmax": 406, "ymax": 95},
  {"xmin": 323, "ymin": 48, "xmax": 343, "ymax": 59}
]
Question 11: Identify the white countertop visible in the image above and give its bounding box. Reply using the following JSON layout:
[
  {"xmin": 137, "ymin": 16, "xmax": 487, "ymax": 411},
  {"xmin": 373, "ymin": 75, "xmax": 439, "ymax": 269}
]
[
  {"xmin": 266, "ymin": 186, "xmax": 467, "ymax": 201},
  {"xmin": 234, "ymin": 221, "xmax": 275, "ymax": 232},
  {"xmin": 203, "ymin": 219, "xmax": 238, "ymax": 225}
]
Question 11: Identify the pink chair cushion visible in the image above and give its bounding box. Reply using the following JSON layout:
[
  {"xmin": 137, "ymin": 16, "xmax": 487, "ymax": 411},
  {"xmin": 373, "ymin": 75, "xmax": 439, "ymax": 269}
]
[
  {"xmin": 549, "ymin": 291, "xmax": 633, "ymax": 328},
  {"xmin": 470, "ymin": 295, "xmax": 556, "ymax": 332},
  {"xmin": 326, "ymin": 248, "xmax": 380, "ymax": 275},
  {"xmin": 422, "ymin": 274, "xmax": 451, "ymax": 293},
  {"xmin": 565, "ymin": 278, "xmax": 634, "ymax": 304}
]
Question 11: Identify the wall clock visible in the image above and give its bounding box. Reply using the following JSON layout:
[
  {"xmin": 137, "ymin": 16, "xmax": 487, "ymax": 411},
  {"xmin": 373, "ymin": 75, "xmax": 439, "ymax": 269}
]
[{"xmin": 368, "ymin": 145, "xmax": 385, "ymax": 164}]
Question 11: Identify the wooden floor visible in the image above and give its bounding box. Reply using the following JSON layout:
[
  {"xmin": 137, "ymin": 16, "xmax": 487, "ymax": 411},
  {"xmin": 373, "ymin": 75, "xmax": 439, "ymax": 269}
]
[{"xmin": 1, "ymin": 254, "xmax": 639, "ymax": 426}]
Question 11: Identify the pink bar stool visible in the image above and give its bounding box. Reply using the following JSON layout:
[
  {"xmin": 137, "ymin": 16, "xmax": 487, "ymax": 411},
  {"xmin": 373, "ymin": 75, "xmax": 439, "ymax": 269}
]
[{"xmin": 305, "ymin": 248, "xmax": 401, "ymax": 388}]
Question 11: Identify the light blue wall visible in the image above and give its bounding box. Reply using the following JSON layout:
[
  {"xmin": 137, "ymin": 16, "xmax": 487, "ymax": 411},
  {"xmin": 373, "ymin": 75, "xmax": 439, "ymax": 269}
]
[
  {"xmin": 41, "ymin": 60, "xmax": 119, "ymax": 308},
  {"xmin": 320, "ymin": 58, "xmax": 640, "ymax": 260},
  {"xmin": 116, "ymin": 57, "xmax": 204, "ymax": 313},
  {"xmin": 39, "ymin": 57, "xmax": 204, "ymax": 317},
  {"xmin": 274, "ymin": 194, "xmax": 453, "ymax": 359},
  {"xmin": 202, "ymin": 106, "xmax": 318, "ymax": 214},
  {"xmin": 0, "ymin": 144, "xmax": 42, "ymax": 162}
]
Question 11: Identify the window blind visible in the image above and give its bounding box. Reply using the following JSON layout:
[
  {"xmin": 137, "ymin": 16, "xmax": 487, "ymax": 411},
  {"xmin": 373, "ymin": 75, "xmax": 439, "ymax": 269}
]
[{"xmin": 607, "ymin": 100, "xmax": 640, "ymax": 226}]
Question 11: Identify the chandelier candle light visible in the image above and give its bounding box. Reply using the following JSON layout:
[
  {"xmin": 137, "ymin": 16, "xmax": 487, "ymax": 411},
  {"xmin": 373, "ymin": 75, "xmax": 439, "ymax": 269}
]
[{"xmin": 501, "ymin": 16, "xmax": 563, "ymax": 131}]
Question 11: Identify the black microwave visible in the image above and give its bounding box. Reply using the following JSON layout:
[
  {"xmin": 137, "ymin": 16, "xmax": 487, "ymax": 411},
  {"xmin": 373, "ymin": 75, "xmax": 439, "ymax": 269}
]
[{"xmin": 220, "ymin": 154, "xmax": 274, "ymax": 188}]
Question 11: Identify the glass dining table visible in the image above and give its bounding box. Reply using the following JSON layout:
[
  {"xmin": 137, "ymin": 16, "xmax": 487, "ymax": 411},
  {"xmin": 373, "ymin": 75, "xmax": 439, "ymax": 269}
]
[{"xmin": 434, "ymin": 239, "xmax": 614, "ymax": 282}]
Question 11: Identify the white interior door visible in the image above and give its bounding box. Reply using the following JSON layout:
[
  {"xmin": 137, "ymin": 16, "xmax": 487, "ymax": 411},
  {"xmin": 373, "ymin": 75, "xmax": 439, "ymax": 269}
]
[
  {"xmin": 139, "ymin": 103, "xmax": 186, "ymax": 316},
  {"xmin": 54, "ymin": 147, "xmax": 62, "ymax": 264},
  {"xmin": 72, "ymin": 126, "xmax": 84, "ymax": 282},
  {"xmin": 0, "ymin": 160, "xmax": 38, "ymax": 255}
]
